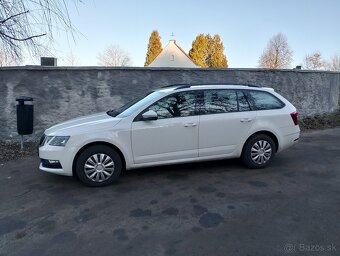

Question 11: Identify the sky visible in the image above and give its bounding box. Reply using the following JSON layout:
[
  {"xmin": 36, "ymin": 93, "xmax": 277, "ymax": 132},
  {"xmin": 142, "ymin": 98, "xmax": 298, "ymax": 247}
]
[{"xmin": 33, "ymin": 0, "xmax": 340, "ymax": 68}]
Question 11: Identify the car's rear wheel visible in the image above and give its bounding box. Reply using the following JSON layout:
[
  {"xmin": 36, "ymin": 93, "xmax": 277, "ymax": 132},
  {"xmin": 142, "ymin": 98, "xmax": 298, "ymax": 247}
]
[
  {"xmin": 76, "ymin": 145, "xmax": 122, "ymax": 186},
  {"xmin": 241, "ymin": 134, "xmax": 276, "ymax": 169}
]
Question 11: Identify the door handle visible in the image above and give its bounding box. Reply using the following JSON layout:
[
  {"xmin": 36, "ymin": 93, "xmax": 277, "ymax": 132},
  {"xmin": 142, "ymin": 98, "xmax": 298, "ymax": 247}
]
[
  {"xmin": 240, "ymin": 118, "xmax": 252, "ymax": 123},
  {"xmin": 184, "ymin": 122, "xmax": 197, "ymax": 127}
]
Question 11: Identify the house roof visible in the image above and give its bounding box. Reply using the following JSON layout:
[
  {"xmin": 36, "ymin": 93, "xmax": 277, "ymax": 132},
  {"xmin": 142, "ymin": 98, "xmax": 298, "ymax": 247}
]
[
  {"xmin": 148, "ymin": 40, "xmax": 198, "ymax": 68},
  {"xmin": 171, "ymin": 40, "xmax": 197, "ymax": 66}
]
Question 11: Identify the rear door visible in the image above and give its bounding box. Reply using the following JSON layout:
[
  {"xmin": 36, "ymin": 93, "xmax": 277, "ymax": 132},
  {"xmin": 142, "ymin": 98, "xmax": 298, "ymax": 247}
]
[{"xmin": 198, "ymin": 89, "xmax": 256, "ymax": 157}]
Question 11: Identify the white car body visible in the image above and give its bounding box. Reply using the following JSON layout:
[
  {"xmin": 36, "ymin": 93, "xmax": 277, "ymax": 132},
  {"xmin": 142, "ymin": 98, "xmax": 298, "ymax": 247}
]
[{"xmin": 39, "ymin": 85, "xmax": 300, "ymax": 178}]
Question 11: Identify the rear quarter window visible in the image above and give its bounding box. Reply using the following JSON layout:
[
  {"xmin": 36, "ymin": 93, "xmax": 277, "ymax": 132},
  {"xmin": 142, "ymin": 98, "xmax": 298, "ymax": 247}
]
[{"xmin": 247, "ymin": 90, "xmax": 285, "ymax": 110}]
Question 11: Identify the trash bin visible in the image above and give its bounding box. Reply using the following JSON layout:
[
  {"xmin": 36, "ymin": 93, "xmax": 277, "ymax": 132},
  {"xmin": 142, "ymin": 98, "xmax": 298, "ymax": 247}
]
[{"xmin": 16, "ymin": 96, "xmax": 34, "ymax": 135}]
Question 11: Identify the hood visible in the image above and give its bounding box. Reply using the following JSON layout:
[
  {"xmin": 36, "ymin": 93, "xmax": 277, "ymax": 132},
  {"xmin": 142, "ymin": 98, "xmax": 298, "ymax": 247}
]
[{"xmin": 45, "ymin": 112, "xmax": 122, "ymax": 136}]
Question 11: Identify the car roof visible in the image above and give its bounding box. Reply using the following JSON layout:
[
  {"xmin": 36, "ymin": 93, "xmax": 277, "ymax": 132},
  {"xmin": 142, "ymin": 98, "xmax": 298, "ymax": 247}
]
[{"xmin": 156, "ymin": 84, "xmax": 274, "ymax": 93}]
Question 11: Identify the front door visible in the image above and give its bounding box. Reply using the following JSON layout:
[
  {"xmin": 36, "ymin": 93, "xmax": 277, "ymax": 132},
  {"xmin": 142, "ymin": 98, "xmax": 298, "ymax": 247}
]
[{"xmin": 132, "ymin": 91, "xmax": 200, "ymax": 164}]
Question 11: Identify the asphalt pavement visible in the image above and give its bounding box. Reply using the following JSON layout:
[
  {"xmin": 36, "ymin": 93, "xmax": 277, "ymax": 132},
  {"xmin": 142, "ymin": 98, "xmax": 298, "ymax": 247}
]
[{"xmin": 0, "ymin": 128, "xmax": 339, "ymax": 256}]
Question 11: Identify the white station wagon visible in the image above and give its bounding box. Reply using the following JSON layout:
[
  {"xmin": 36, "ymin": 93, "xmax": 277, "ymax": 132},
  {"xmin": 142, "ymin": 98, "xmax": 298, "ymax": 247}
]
[{"xmin": 39, "ymin": 84, "xmax": 300, "ymax": 186}]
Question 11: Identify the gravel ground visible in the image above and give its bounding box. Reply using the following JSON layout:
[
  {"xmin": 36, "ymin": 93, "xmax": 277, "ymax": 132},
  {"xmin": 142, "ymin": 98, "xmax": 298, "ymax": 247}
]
[{"xmin": 0, "ymin": 141, "xmax": 37, "ymax": 164}]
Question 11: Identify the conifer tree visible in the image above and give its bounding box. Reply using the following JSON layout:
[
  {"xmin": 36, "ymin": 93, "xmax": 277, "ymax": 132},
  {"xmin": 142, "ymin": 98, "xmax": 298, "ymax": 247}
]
[
  {"xmin": 209, "ymin": 35, "xmax": 228, "ymax": 68},
  {"xmin": 144, "ymin": 30, "xmax": 162, "ymax": 66},
  {"xmin": 189, "ymin": 34, "xmax": 211, "ymax": 68},
  {"xmin": 189, "ymin": 33, "xmax": 228, "ymax": 68}
]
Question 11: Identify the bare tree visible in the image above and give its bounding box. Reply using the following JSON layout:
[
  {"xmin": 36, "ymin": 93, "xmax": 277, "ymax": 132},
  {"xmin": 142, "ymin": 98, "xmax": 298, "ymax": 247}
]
[
  {"xmin": 326, "ymin": 54, "xmax": 340, "ymax": 71},
  {"xmin": 303, "ymin": 51, "xmax": 325, "ymax": 70},
  {"xmin": 0, "ymin": 0, "xmax": 79, "ymax": 63},
  {"xmin": 0, "ymin": 48, "xmax": 17, "ymax": 66},
  {"xmin": 64, "ymin": 50, "xmax": 79, "ymax": 66},
  {"xmin": 97, "ymin": 44, "xmax": 131, "ymax": 66},
  {"xmin": 258, "ymin": 33, "xmax": 293, "ymax": 69}
]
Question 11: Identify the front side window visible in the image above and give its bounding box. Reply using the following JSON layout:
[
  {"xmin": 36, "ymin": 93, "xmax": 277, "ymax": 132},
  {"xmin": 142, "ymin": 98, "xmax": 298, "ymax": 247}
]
[
  {"xmin": 247, "ymin": 91, "xmax": 285, "ymax": 110},
  {"xmin": 147, "ymin": 91, "xmax": 198, "ymax": 119},
  {"xmin": 202, "ymin": 90, "xmax": 238, "ymax": 114}
]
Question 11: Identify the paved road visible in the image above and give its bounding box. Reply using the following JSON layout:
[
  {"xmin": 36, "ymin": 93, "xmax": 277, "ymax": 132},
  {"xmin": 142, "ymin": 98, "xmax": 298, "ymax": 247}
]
[{"xmin": 1, "ymin": 129, "xmax": 340, "ymax": 256}]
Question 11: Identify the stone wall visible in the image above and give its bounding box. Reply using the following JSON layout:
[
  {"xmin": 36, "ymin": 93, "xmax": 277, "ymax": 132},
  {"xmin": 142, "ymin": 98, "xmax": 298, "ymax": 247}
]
[{"xmin": 0, "ymin": 66, "xmax": 339, "ymax": 140}]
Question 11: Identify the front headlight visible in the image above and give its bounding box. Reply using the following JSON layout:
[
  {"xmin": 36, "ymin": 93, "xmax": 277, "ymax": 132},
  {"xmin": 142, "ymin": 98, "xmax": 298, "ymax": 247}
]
[
  {"xmin": 48, "ymin": 136, "xmax": 70, "ymax": 147},
  {"xmin": 42, "ymin": 136, "xmax": 54, "ymax": 146}
]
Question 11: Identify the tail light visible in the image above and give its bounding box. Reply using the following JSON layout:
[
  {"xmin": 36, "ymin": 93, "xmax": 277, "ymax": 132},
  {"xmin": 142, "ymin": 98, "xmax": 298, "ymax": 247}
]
[{"xmin": 290, "ymin": 112, "xmax": 299, "ymax": 125}]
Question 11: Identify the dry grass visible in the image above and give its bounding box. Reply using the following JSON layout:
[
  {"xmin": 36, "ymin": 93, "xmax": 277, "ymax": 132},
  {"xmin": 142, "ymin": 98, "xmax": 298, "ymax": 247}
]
[{"xmin": 300, "ymin": 109, "xmax": 340, "ymax": 131}]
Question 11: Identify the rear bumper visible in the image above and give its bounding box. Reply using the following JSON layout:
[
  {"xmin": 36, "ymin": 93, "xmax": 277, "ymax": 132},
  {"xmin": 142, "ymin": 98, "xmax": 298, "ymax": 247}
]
[{"xmin": 279, "ymin": 131, "xmax": 300, "ymax": 152}]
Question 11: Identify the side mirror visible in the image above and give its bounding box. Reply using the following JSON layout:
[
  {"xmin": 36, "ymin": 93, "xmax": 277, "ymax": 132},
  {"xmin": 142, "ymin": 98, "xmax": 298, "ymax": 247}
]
[{"xmin": 141, "ymin": 110, "xmax": 158, "ymax": 121}]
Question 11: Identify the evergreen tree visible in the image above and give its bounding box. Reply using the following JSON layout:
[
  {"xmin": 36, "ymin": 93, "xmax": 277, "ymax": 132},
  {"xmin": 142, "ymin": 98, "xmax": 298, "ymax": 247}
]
[
  {"xmin": 189, "ymin": 33, "xmax": 228, "ymax": 68},
  {"xmin": 209, "ymin": 35, "xmax": 228, "ymax": 68},
  {"xmin": 189, "ymin": 34, "xmax": 211, "ymax": 67},
  {"xmin": 144, "ymin": 30, "xmax": 162, "ymax": 66}
]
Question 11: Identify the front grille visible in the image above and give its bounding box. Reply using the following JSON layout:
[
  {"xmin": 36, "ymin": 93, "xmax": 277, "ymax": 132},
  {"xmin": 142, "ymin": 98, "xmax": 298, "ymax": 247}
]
[
  {"xmin": 41, "ymin": 159, "xmax": 62, "ymax": 169},
  {"xmin": 39, "ymin": 134, "xmax": 46, "ymax": 146}
]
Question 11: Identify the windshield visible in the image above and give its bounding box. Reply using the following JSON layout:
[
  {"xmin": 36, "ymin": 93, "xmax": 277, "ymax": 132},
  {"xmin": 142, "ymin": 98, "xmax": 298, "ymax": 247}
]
[{"xmin": 107, "ymin": 91, "xmax": 165, "ymax": 118}]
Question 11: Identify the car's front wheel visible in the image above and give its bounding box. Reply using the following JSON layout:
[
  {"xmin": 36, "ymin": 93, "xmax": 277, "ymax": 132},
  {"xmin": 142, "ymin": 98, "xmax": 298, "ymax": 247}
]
[
  {"xmin": 75, "ymin": 145, "xmax": 122, "ymax": 186},
  {"xmin": 241, "ymin": 134, "xmax": 276, "ymax": 169}
]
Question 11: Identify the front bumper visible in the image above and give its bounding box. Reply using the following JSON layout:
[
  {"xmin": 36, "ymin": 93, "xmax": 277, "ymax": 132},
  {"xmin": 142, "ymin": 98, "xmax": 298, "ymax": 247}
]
[
  {"xmin": 38, "ymin": 144, "xmax": 76, "ymax": 176},
  {"xmin": 39, "ymin": 163, "xmax": 70, "ymax": 176}
]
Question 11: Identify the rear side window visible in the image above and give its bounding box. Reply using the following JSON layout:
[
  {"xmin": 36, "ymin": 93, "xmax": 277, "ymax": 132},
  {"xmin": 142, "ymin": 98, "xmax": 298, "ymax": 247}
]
[
  {"xmin": 237, "ymin": 91, "xmax": 251, "ymax": 111},
  {"xmin": 202, "ymin": 90, "xmax": 238, "ymax": 114},
  {"xmin": 247, "ymin": 91, "xmax": 285, "ymax": 110}
]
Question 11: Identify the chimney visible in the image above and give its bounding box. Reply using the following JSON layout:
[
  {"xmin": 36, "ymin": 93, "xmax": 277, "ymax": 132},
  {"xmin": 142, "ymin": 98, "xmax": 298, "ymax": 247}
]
[{"xmin": 41, "ymin": 57, "xmax": 57, "ymax": 66}]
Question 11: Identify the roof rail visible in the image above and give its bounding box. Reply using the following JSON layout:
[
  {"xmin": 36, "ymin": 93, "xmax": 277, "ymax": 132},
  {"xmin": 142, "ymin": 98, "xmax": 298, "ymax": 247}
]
[
  {"xmin": 161, "ymin": 83, "xmax": 261, "ymax": 90},
  {"xmin": 160, "ymin": 84, "xmax": 181, "ymax": 88}
]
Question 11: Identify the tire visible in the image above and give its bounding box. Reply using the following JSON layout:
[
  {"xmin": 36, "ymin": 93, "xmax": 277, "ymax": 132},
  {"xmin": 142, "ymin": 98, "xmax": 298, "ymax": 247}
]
[
  {"xmin": 241, "ymin": 134, "xmax": 276, "ymax": 169},
  {"xmin": 76, "ymin": 145, "xmax": 122, "ymax": 187}
]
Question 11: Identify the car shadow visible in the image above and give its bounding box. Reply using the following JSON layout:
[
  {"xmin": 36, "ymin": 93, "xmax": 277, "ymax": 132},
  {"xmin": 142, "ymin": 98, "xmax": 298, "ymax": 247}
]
[
  {"xmin": 39, "ymin": 156, "xmax": 286, "ymax": 189},
  {"xmin": 122, "ymin": 158, "xmax": 245, "ymax": 177}
]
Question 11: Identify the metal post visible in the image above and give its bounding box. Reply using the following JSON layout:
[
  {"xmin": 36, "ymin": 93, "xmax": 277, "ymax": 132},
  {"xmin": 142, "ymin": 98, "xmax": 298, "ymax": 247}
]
[{"xmin": 20, "ymin": 135, "xmax": 24, "ymax": 150}]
